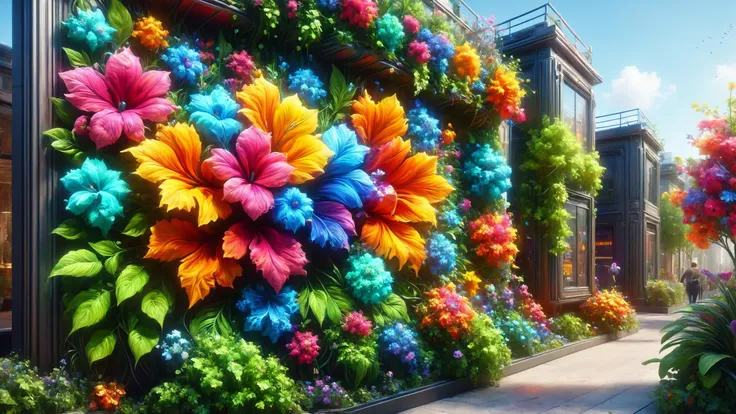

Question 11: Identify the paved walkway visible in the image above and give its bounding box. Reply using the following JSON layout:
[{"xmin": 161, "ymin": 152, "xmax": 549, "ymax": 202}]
[{"xmin": 404, "ymin": 313, "xmax": 677, "ymax": 414}]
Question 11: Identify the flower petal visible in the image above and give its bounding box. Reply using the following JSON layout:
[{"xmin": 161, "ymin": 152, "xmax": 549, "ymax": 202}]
[
  {"xmin": 310, "ymin": 201, "xmax": 356, "ymax": 249},
  {"xmin": 254, "ymin": 152, "xmax": 294, "ymax": 188},
  {"xmin": 393, "ymin": 193, "xmax": 437, "ymax": 225},
  {"xmin": 223, "ymin": 179, "xmax": 274, "ymax": 220},
  {"xmin": 178, "ymin": 244, "xmax": 218, "ymax": 308},
  {"xmin": 364, "ymin": 137, "xmax": 412, "ymax": 176},
  {"xmin": 351, "ymin": 92, "xmax": 408, "ymax": 148},
  {"xmin": 104, "ymin": 48, "xmax": 143, "ymax": 105},
  {"xmin": 207, "ymin": 148, "xmax": 245, "ymax": 182},
  {"xmin": 131, "ymin": 97, "xmax": 177, "ymax": 122},
  {"xmin": 249, "ymin": 227, "xmax": 308, "ymax": 293},
  {"xmin": 272, "ymin": 94, "xmax": 319, "ymax": 152},
  {"xmin": 235, "ymin": 126, "xmax": 272, "ymax": 179},
  {"xmin": 59, "ymin": 67, "xmax": 114, "ymax": 112},
  {"xmin": 121, "ymin": 111, "xmax": 145, "ymax": 142},
  {"xmin": 361, "ymin": 217, "xmax": 425, "ymax": 273},
  {"xmin": 89, "ymin": 109, "xmax": 124, "ymax": 149},
  {"xmin": 322, "ymin": 124, "xmax": 370, "ymax": 176},
  {"xmin": 129, "ymin": 69, "xmax": 173, "ymax": 108},
  {"xmin": 222, "ymin": 222, "xmax": 255, "ymax": 259},
  {"xmin": 388, "ymin": 152, "xmax": 454, "ymax": 204},
  {"xmin": 145, "ymin": 218, "xmax": 202, "ymax": 262},
  {"xmin": 282, "ymin": 135, "xmax": 333, "ymax": 184},
  {"xmin": 237, "ymin": 77, "xmax": 280, "ymax": 133},
  {"xmin": 314, "ymin": 169, "xmax": 374, "ymax": 209}
]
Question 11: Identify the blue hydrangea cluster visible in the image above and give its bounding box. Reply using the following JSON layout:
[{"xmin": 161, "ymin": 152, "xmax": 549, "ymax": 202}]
[
  {"xmin": 722, "ymin": 190, "xmax": 736, "ymax": 203},
  {"xmin": 471, "ymin": 69, "xmax": 490, "ymax": 94},
  {"xmin": 440, "ymin": 209, "xmax": 462, "ymax": 228},
  {"xmin": 407, "ymin": 103, "xmax": 442, "ymax": 152},
  {"xmin": 379, "ymin": 323, "xmax": 421, "ymax": 373},
  {"xmin": 462, "ymin": 144, "xmax": 512, "ymax": 203},
  {"xmin": 288, "ymin": 69, "xmax": 327, "ymax": 105},
  {"xmin": 316, "ymin": 0, "xmax": 340, "ymax": 11},
  {"xmin": 375, "ymin": 14, "xmax": 405, "ymax": 53},
  {"xmin": 273, "ymin": 188, "xmax": 314, "ymax": 233},
  {"xmin": 425, "ymin": 233, "xmax": 457, "ymax": 276},
  {"xmin": 494, "ymin": 311, "xmax": 540, "ymax": 356},
  {"xmin": 417, "ymin": 29, "xmax": 455, "ymax": 72},
  {"xmin": 236, "ymin": 284, "xmax": 299, "ymax": 343},
  {"xmin": 157, "ymin": 330, "xmax": 192, "ymax": 365},
  {"xmin": 344, "ymin": 253, "xmax": 393, "ymax": 305},
  {"xmin": 62, "ymin": 9, "xmax": 116, "ymax": 51},
  {"xmin": 162, "ymin": 44, "xmax": 205, "ymax": 84}
]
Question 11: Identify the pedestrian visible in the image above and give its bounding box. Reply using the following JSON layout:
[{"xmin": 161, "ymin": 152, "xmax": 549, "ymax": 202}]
[{"xmin": 680, "ymin": 261, "xmax": 701, "ymax": 304}]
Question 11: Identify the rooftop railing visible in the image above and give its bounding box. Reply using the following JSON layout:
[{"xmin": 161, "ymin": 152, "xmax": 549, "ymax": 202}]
[
  {"xmin": 495, "ymin": 3, "xmax": 592, "ymax": 63},
  {"xmin": 423, "ymin": 0, "xmax": 480, "ymax": 31},
  {"xmin": 595, "ymin": 109, "xmax": 655, "ymax": 132}
]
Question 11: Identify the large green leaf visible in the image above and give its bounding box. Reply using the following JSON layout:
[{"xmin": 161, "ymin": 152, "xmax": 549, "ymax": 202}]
[
  {"xmin": 121, "ymin": 213, "xmax": 148, "ymax": 237},
  {"xmin": 699, "ymin": 353, "xmax": 733, "ymax": 376},
  {"xmin": 89, "ymin": 240, "xmax": 124, "ymax": 257},
  {"xmin": 298, "ymin": 288, "xmax": 311, "ymax": 319},
  {"xmin": 327, "ymin": 285, "xmax": 354, "ymax": 314},
  {"xmin": 115, "ymin": 265, "xmax": 149, "ymax": 305},
  {"xmin": 373, "ymin": 294, "xmax": 409, "ymax": 325},
  {"xmin": 50, "ymin": 249, "xmax": 103, "ymax": 278},
  {"xmin": 141, "ymin": 290, "xmax": 169, "ymax": 329},
  {"xmin": 62, "ymin": 47, "xmax": 91, "ymax": 68},
  {"xmin": 70, "ymin": 289, "xmax": 111, "ymax": 334},
  {"xmin": 85, "ymin": 329, "xmax": 116, "ymax": 365},
  {"xmin": 309, "ymin": 290, "xmax": 328, "ymax": 326},
  {"xmin": 128, "ymin": 321, "xmax": 160, "ymax": 365},
  {"xmin": 107, "ymin": 0, "xmax": 133, "ymax": 47},
  {"xmin": 50, "ymin": 97, "xmax": 77, "ymax": 126},
  {"xmin": 700, "ymin": 366, "xmax": 722, "ymax": 389},
  {"xmin": 105, "ymin": 253, "xmax": 121, "ymax": 276},
  {"xmin": 189, "ymin": 305, "xmax": 232, "ymax": 338},
  {"xmin": 43, "ymin": 128, "xmax": 72, "ymax": 142},
  {"xmin": 51, "ymin": 218, "xmax": 87, "ymax": 240}
]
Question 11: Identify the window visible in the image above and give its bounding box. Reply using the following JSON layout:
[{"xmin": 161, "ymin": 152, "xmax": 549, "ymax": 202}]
[
  {"xmin": 562, "ymin": 82, "xmax": 589, "ymax": 146},
  {"xmin": 0, "ymin": 44, "xmax": 10, "ymax": 336},
  {"xmin": 563, "ymin": 203, "xmax": 590, "ymax": 289},
  {"xmin": 645, "ymin": 156, "xmax": 658, "ymax": 206},
  {"xmin": 646, "ymin": 224, "xmax": 657, "ymax": 280}
]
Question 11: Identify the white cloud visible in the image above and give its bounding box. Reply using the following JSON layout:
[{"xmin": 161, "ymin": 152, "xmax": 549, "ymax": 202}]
[
  {"xmin": 606, "ymin": 66, "xmax": 676, "ymax": 110},
  {"xmin": 715, "ymin": 63, "xmax": 736, "ymax": 86}
]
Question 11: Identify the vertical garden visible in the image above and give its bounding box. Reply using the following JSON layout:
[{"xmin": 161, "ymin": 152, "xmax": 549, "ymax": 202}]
[{"xmin": 1, "ymin": 0, "xmax": 623, "ymax": 412}]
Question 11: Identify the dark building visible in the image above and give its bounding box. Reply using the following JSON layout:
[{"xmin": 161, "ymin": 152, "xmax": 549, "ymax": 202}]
[
  {"xmin": 0, "ymin": 43, "xmax": 10, "ymax": 355},
  {"xmin": 497, "ymin": 4, "xmax": 602, "ymax": 312},
  {"xmin": 594, "ymin": 109, "xmax": 663, "ymax": 305}
]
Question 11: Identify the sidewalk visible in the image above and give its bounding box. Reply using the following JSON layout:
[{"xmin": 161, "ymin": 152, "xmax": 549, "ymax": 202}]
[{"xmin": 403, "ymin": 313, "xmax": 676, "ymax": 414}]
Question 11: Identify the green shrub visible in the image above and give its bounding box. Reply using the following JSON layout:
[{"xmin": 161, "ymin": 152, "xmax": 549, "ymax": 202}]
[
  {"xmin": 651, "ymin": 361, "xmax": 736, "ymax": 413},
  {"xmin": 324, "ymin": 327, "xmax": 380, "ymax": 388},
  {"xmin": 142, "ymin": 333, "xmax": 302, "ymax": 413},
  {"xmin": 645, "ymin": 280, "xmax": 686, "ymax": 307},
  {"xmin": 550, "ymin": 313, "xmax": 593, "ymax": 342},
  {"xmin": 465, "ymin": 314, "xmax": 511, "ymax": 384}
]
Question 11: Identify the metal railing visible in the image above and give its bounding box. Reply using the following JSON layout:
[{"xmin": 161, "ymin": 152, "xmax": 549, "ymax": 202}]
[
  {"xmin": 595, "ymin": 109, "xmax": 654, "ymax": 132},
  {"xmin": 495, "ymin": 3, "xmax": 592, "ymax": 62},
  {"xmin": 423, "ymin": 0, "xmax": 480, "ymax": 31}
]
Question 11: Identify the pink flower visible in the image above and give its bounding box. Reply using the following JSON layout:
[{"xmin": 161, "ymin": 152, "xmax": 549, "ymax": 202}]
[
  {"xmin": 286, "ymin": 0, "xmax": 298, "ymax": 19},
  {"xmin": 225, "ymin": 50, "xmax": 256, "ymax": 82},
  {"xmin": 59, "ymin": 47, "xmax": 176, "ymax": 148},
  {"xmin": 286, "ymin": 331, "xmax": 321, "ymax": 364},
  {"xmin": 402, "ymin": 15, "xmax": 420, "ymax": 34},
  {"xmin": 73, "ymin": 115, "xmax": 89, "ymax": 136},
  {"xmin": 206, "ymin": 126, "xmax": 295, "ymax": 220},
  {"xmin": 408, "ymin": 40, "xmax": 431, "ymax": 64},
  {"xmin": 340, "ymin": 0, "xmax": 378, "ymax": 29},
  {"xmin": 342, "ymin": 311, "xmax": 372, "ymax": 337},
  {"xmin": 459, "ymin": 198, "xmax": 472, "ymax": 212}
]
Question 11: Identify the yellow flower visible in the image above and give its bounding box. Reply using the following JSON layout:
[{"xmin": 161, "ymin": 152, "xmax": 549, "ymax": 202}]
[
  {"xmin": 462, "ymin": 271, "xmax": 482, "ymax": 296},
  {"xmin": 131, "ymin": 16, "xmax": 169, "ymax": 51},
  {"xmin": 453, "ymin": 43, "xmax": 481, "ymax": 81}
]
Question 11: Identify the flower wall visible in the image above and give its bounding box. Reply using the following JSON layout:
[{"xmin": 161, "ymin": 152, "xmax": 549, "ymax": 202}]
[{"xmin": 35, "ymin": 0, "xmax": 596, "ymax": 411}]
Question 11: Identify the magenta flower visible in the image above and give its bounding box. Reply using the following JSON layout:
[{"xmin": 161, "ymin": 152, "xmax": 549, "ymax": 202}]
[
  {"xmin": 408, "ymin": 40, "xmax": 431, "ymax": 64},
  {"xmin": 342, "ymin": 311, "xmax": 373, "ymax": 337},
  {"xmin": 286, "ymin": 331, "xmax": 321, "ymax": 364},
  {"xmin": 59, "ymin": 48, "xmax": 176, "ymax": 149},
  {"xmin": 73, "ymin": 115, "xmax": 89, "ymax": 136},
  {"xmin": 402, "ymin": 15, "xmax": 420, "ymax": 34},
  {"xmin": 207, "ymin": 127, "xmax": 295, "ymax": 220},
  {"xmin": 730, "ymin": 320, "xmax": 736, "ymax": 336}
]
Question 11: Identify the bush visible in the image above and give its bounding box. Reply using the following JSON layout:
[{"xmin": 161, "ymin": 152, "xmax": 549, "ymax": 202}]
[
  {"xmin": 141, "ymin": 333, "xmax": 302, "ymax": 413},
  {"xmin": 465, "ymin": 314, "xmax": 512, "ymax": 384},
  {"xmin": 493, "ymin": 309, "xmax": 542, "ymax": 357},
  {"xmin": 651, "ymin": 361, "xmax": 736, "ymax": 413},
  {"xmin": 645, "ymin": 280, "xmax": 686, "ymax": 307},
  {"xmin": 581, "ymin": 289, "xmax": 638, "ymax": 334},
  {"xmin": 550, "ymin": 313, "xmax": 592, "ymax": 342}
]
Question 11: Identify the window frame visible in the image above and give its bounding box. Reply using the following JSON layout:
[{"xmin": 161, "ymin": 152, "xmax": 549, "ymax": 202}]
[
  {"xmin": 561, "ymin": 81, "xmax": 591, "ymax": 150},
  {"xmin": 559, "ymin": 193, "xmax": 594, "ymax": 299}
]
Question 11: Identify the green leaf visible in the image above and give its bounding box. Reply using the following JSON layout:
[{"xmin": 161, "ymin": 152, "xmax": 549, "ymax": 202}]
[
  {"xmin": 309, "ymin": 290, "xmax": 328, "ymax": 326},
  {"xmin": 699, "ymin": 353, "xmax": 733, "ymax": 376},
  {"xmin": 700, "ymin": 366, "xmax": 722, "ymax": 389},
  {"xmin": 217, "ymin": 31, "xmax": 233, "ymax": 64},
  {"xmin": 89, "ymin": 240, "xmax": 124, "ymax": 257},
  {"xmin": 115, "ymin": 265, "xmax": 149, "ymax": 305},
  {"xmin": 373, "ymin": 294, "xmax": 409, "ymax": 325},
  {"xmin": 43, "ymin": 128, "xmax": 72, "ymax": 142},
  {"xmin": 50, "ymin": 97, "xmax": 77, "ymax": 126},
  {"xmin": 70, "ymin": 289, "xmax": 111, "ymax": 334},
  {"xmin": 141, "ymin": 290, "xmax": 169, "ymax": 329},
  {"xmin": 128, "ymin": 321, "xmax": 160, "ymax": 365},
  {"xmin": 121, "ymin": 213, "xmax": 148, "ymax": 237},
  {"xmin": 327, "ymin": 285, "xmax": 354, "ymax": 314},
  {"xmin": 297, "ymin": 288, "xmax": 311, "ymax": 319},
  {"xmin": 50, "ymin": 249, "xmax": 103, "ymax": 278},
  {"xmin": 104, "ymin": 253, "xmax": 121, "ymax": 276},
  {"xmin": 62, "ymin": 47, "xmax": 91, "ymax": 68},
  {"xmin": 107, "ymin": 0, "xmax": 133, "ymax": 47},
  {"xmin": 190, "ymin": 305, "xmax": 232, "ymax": 338},
  {"xmin": 85, "ymin": 329, "xmax": 116, "ymax": 365},
  {"xmin": 50, "ymin": 139, "xmax": 80, "ymax": 155},
  {"xmin": 52, "ymin": 218, "xmax": 87, "ymax": 240}
]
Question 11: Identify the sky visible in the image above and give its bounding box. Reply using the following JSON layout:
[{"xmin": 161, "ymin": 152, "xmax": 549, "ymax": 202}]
[
  {"xmin": 0, "ymin": 0, "xmax": 9, "ymax": 47},
  {"xmin": 467, "ymin": 0, "xmax": 736, "ymax": 160}
]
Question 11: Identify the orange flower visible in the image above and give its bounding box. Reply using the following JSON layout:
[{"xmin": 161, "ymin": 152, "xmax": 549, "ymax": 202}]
[
  {"xmin": 351, "ymin": 91, "xmax": 408, "ymax": 147},
  {"xmin": 236, "ymin": 78, "xmax": 332, "ymax": 184},
  {"xmin": 487, "ymin": 65, "xmax": 526, "ymax": 120},
  {"xmin": 146, "ymin": 218, "xmax": 241, "ymax": 307},
  {"xmin": 361, "ymin": 136, "xmax": 454, "ymax": 272},
  {"xmin": 453, "ymin": 43, "xmax": 481, "ymax": 81},
  {"xmin": 686, "ymin": 219, "xmax": 719, "ymax": 249},
  {"xmin": 668, "ymin": 189, "xmax": 686, "ymax": 207},
  {"xmin": 441, "ymin": 124, "xmax": 456, "ymax": 145},
  {"xmin": 124, "ymin": 123, "xmax": 232, "ymax": 226},
  {"xmin": 462, "ymin": 271, "xmax": 482, "ymax": 296},
  {"xmin": 131, "ymin": 16, "xmax": 169, "ymax": 50},
  {"xmin": 418, "ymin": 283, "xmax": 475, "ymax": 340}
]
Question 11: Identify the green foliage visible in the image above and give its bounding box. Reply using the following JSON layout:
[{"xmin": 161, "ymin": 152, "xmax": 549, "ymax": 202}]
[
  {"xmin": 189, "ymin": 304, "xmax": 233, "ymax": 338},
  {"xmin": 465, "ymin": 314, "xmax": 511, "ymax": 385},
  {"xmin": 115, "ymin": 265, "xmax": 149, "ymax": 305},
  {"xmin": 69, "ymin": 288, "xmax": 111, "ymax": 334},
  {"xmin": 651, "ymin": 361, "xmax": 736, "ymax": 413},
  {"xmin": 51, "ymin": 218, "xmax": 88, "ymax": 240},
  {"xmin": 62, "ymin": 47, "xmax": 91, "ymax": 68},
  {"xmin": 645, "ymin": 280, "xmax": 687, "ymax": 307},
  {"xmin": 318, "ymin": 66, "xmax": 357, "ymax": 132},
  {"xmin": 107, "ymin": 0, "xmax": 134, "ymax": 47},
  {"xmin": 520, "ymin": 117, "xmax": 605, "ymax": 254},
  {"xmin": 324, "ymin": 327, "xmax": 380, "ymax": 388},
  {"xmin": 369, "ymin": 293, "xmax": 410, "ymax": 325},
  {"xmin": 50, "ymin": 249, "xmax": 103, "ymax": 278},
  {"xmin": 660, "ymin": 195, "xmax": 693, "ymax": 255},
  {"xmin": 121, "ymin": 213, "xmax": 149, "ymax": 238},
  {"xmin": 550, "ymin": 313, "xmax": 592, "ymax": 342},
  {"xmin": 298, "ymin": 266, "xmax": 354, "ymax": 326},
  {"xmin": 50, "ymin": 97, "xmax": 78, "ymax": 126},
  {"xmin": 142, "ymin": 333, "xmax": 302, "ymax": 413},
  {"xmin": 85, "ymin": 329, "xmax": 117, "ymax": 365}
]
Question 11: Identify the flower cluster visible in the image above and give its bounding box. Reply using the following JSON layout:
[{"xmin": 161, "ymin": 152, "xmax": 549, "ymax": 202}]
[
  {"xmin": 158, "ymin": 330, "xmax": 192, "ymax": 365},
  {"xmin": 581, "ymin": 289, "xmax": 637, "ymax": 334},
  {"xmin": 340, "ymin": 0, "xmax": 378, "ymax": 29},
  {"xmin": 287, "ymin": 331, "xmax": 321, "ymax": 365},
  {"xmin": 462, "ymin": 271, "xmax": 482, "ymax": 296},
  {"xmin": 469, "ymin": 213, "xmax": 519, "ymax": 267},
  {"xmin": 418, "ymin": 283, "xmax": 475, "ymax": 340},
  {"xmin": 379, "ymin": 323, "xmax": 421, "ymax": 373},
  {"xmin": 453, "ymin": 43, "xmax": 481, "ymax": 81},
  {"xmin": 225, "ymin": 50, "xmax": 256, "ymax": 83},
  {"xmin": 402, "ymin": 15, "xmax": 421, "ymax": 35},
  {"xmin": 162, "ymin": 44, "xmax": 205, "ymax": 84},
  {"xmin": 344, "ymin": 253, "xmax": 393, "ymax": 305},
  {"xmin": 417, "ymin": 29, "xmax": 455, "ymax": 72},
  {"xmin": 493, "ymin": 310, "xmax": 540, "ymax": 356},
  {"xmin": 463, "ymin": 144, "xmax": 512, "ymax": 203},
  {"xmin": 440, "ymin": 209, "xmax": 463, "ymax": 228},
  {"xmin": 408, "ymin": 40, "xmax": 431, "ymax": 64},
  {"xmin": 487, "ymin": 65, "xmax": 526, "ymax": 121},
  {"xmin": 426, "ymin": 233, "xmax": 457, "ymax": 276},
  {"xmin": 343, "ymin": 311, "xmax": 373, "ymax": 337},
  {"xmin": 302, "ymin": 377, "xmax": 352, "ymax": 409},
  {"xmin": 62, "ymin": 9, "xmax": 116, "ymax": 51},
  {"xmin": 185, "ymin": 85, "xmax": 242, "ymax": 147},
  {"xmin": 375, "ymin": 14, "xmax": 405, "ymax": 53},
  {"xmin": 407, "ymin": 102, "xmax": 442, "ymax": 152},
  {"xmin": 236, "ymin": 284, "xmax": 299, "ymax": 343},
  {"xmin": 89, "ymin": 382, "xmax": 126, "ymax": 412},
  {"xmin": 131, "ymin": 16, "xmax": 169, "ymax": 50},
  {"xmin": 515, "ymin": 284, "xmax": 552, "ymax": 338},
  {"xmin": 288, "ymin": 68, "xmax": 328, "ymax": 105}
]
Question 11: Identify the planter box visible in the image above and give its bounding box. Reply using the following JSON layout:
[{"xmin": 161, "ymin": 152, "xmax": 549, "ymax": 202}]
[
  {"xmin": 635, "ymin": 303, "xmax": 687, "ymax": 314},
  {"xmin": 317, "ymin": 328, "xmax": 639, "ymax": 414}
]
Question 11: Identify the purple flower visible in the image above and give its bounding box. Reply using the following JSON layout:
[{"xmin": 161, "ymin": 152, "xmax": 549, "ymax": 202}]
[
  {"xmin": 322, "ymin": 385, "xmax": 330, "ymax": 393},
  {"xmin": 453, "ymin": 350, "xmax": 464, "ymax": 359},
  {"xmin": 730, "ymin": 320, "xmax": 736, "ymax": 337}
]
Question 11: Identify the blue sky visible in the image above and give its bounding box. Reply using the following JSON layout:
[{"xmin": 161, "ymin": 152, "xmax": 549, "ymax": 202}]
[
  {"xmin": 0, "ymin": 0, "xmax": 9, "ymax": 47},
  {"xmin": 468, "ymin": 0, "xmax": 736, "ymax": 159}
]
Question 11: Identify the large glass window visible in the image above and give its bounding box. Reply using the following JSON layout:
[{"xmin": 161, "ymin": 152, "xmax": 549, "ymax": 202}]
[
  {"xmin": 645, "ymin": 156, "xmax": 658, "ymax": 206},
  {"xmin": 563, "ymin": 203, "xmax": 590, "ymax": 289},
  {"xmin": 562, "ymin": 82, "xmax": 589, "ymax": 146},
  {"xmin": 0, "ymin": 43, "xmax": 10, "ymax": 336},
  {"xmin": 646, "ymin": 224, "xmax": 657, "ymax": 280}
]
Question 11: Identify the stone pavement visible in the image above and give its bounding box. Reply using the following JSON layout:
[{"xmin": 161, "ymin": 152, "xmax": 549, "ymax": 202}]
[{"xmin": 404, "ymin": 313, "xmax": 677, "ymax": 414}]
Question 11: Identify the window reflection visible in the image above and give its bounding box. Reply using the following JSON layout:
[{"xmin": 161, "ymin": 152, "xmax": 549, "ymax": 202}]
[
  {"xmin": 562, "ymin": 82, "xmax": 589, "ymax": 146},
  {"xmin": 0, "ymin": 43, "xmax": 10, "ymax": 335},
  {"xmin": 563, "ymin": 203, "xmax": 590, "ymax": 290}
]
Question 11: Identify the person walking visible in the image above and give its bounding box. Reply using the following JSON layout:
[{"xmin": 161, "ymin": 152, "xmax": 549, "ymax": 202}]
[{"xmin": 681, "ymin": 261, "xmax": 701, "ymax": 304}]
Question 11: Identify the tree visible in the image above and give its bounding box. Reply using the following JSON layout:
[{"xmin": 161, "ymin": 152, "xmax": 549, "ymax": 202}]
[{"xmin": 660, "ymin": 192, "xmax": 694, "ymax": 260}]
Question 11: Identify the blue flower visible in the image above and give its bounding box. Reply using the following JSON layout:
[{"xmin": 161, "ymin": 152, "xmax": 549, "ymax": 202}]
[
  {"xmin": 236, "ymin": 284, "xmax": 299, "ymax": 343},
  {"xmin": 317, "ymin": 0, "xmax": 340, "ymax": 11},
  {"xmin": 407, "ymin": 103, "xmax": 441, "ymax": 152},
  {"xmin": 417, "ymin": 29, "xmax": 455, "ymax": 73},
  {"xmin": 462, "ymin": 144, "xmax": 512, "ymax": 203},
  {"xmin": 274, "ymin": 188, "xmax": 314, "ymax": 233},
  {"xmin": 185, "ymin": 85, "xmax": 242, "ymax": 147},
  {"xmin": 62, "ymin": 9, "xmax": 116, "ymax": 51},
  {"xmin": 60, "ymin": 158, "xmax": 130, "ymax": 235},
  {"xmin": 426, "ymin": 233, "xmax": 457, "ymax": 276},
  {"xmin": 375, "ymin": 14, "xmax": 405, "ymax": 54},
  {"xmin": 288, "ymin": 69, "xmax": 327, "ymax": 105},
  {"xmin": 379, "ymin": 323, "xmax": 421, "ymax": 373},
  {"xmin": 162, "ymin": 44, "xmax": 205, "ymax": 84},
  {"xmin": 344, "ymin": 253, "xmax": 393, "ymax": 304},
  {"xmin": 721, "ymin": 190, "xmax": 736, "ymax": 204},
  {"xmin": 440, "ymin": 209, "xmax": 462, "ymax": 228},
  {"xmin": 683, "ymin": 189, "xmax": 707, "ymax": 208},
  {"xmin": 157, "ymin": 330, "xmax": 192, "ymax": 365}
]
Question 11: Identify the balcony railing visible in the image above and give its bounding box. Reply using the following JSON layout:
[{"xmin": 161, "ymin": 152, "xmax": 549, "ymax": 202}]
[
  {"xmin": 595, "ymin": 109, "xmax": 654, "ymax": 132},
  {"xmin": 495, "ymin": 3, "xmax": 592, "ymax": 63},
  {"xmin": 423, "ymin": 0, "xmax": 480, "ymax": 31}
]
